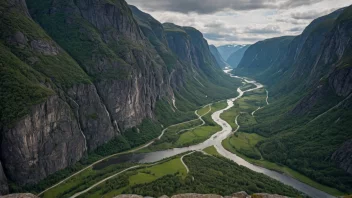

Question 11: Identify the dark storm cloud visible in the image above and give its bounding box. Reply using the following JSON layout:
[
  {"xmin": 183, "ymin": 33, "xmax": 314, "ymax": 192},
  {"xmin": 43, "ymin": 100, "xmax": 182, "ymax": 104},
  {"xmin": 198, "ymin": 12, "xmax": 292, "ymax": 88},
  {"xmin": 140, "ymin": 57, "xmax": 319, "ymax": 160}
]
[{"xmin": 127, "ymin": 0, "xmax": 323, "ymax": 14}]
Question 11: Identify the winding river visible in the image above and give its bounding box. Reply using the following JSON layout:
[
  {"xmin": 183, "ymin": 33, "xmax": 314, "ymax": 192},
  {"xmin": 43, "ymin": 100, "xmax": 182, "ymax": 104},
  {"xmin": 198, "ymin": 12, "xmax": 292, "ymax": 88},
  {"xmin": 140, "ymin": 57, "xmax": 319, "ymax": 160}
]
[{"xmin": 81, "ymin": 71, "xmax": 335, "ymax": 198}]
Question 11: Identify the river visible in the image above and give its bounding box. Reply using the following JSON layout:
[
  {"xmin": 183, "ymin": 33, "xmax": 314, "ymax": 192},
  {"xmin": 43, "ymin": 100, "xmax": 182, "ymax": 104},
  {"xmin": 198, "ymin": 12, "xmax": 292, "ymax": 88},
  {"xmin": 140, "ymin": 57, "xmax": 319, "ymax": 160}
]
[{"xmin": 93, "ymin": 70, "xmax": 335, "ymax": 198}]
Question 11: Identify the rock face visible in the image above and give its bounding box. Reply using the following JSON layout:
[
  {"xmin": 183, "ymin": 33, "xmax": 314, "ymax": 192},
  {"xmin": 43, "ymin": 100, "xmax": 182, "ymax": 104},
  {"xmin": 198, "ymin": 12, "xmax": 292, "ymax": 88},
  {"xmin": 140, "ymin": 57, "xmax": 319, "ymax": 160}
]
[
  {"xmin": 227, "ymin": 45, "xmax": 250, "ymax": 68},
  {"xmin": 1, "ymin": 193, "xmax": 38, "ymax": 198},
  {"xmin": 0, "ymin": 162, "xmax": 9, "ymax": 195},
  {"xmin": 1, "ymin": 96, "xmax": 86, "ymax": 184},
  {"xmin": 332, "ymin": 139, "xmax": 352, "ymax": 174},
  {"xmin": 0, "ymin": 0, "xmax": 233, "ymax": 190},
  {"xmin": 235, "ymin": 36, "xmax": 294, "ymax": 77},
  {"xmin": 112, "ymin": 192, "xmax": 288, "ymax": 198},
  {"xmin": 217, "ymin": 45, "xmax": 244, "ymax": 60},
  {"xmin": 209, "ymin": 45, "xmax": 228, "ymax": 68}
]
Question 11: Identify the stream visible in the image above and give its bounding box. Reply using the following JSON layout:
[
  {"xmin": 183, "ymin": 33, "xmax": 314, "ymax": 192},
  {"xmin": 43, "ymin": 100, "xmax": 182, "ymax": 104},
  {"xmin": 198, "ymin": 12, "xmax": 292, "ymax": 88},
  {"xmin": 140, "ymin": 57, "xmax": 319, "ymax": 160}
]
[{"xmin": 92, "ymin": 70, "xmax": 335, "ymax": 198}]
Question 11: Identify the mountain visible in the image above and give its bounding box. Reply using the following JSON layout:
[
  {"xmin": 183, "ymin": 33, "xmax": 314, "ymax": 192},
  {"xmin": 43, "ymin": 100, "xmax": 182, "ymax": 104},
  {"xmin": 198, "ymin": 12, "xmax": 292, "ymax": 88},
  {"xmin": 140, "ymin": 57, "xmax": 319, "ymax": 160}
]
[
  {"xmin": 217, "ymin": 44, "xmax": 245, "ymax": 60},
  {"xmin": 226, "ymin": 45, "xmax": 250, "ymax": 68},
  {"xmin": 233, "ymin": 7, "xmax": 352, "ymax": 192},
  {"xmin": 0, "ymin": 0, "xmax": 240, "ymax": 193},
  {"xmin": 209, "ymin": 45, "xmax": 228, "ymax": 68}
]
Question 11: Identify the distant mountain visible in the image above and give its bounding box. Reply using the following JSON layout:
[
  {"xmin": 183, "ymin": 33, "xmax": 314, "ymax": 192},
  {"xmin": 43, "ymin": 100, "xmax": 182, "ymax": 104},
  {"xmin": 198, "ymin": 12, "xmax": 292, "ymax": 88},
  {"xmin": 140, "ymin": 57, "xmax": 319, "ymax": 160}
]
[
  {"xmin": 226, "ymin": 45, "xmax": 250, "ymax": 68},
  {"xmin": 217, "ymin": 44, "xmax": 245, "ymax": 60},
  {"xmin": 209, "ymin": 45, "xmax": 228, "ymax": 68}
]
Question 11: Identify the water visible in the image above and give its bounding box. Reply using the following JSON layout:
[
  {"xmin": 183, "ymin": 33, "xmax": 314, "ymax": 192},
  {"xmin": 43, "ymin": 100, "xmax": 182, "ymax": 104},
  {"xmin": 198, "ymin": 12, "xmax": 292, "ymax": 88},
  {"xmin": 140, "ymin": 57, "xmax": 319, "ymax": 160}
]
[{"xmin": 95, "ymin": 70, "xmax": 335, "ymax": 198}]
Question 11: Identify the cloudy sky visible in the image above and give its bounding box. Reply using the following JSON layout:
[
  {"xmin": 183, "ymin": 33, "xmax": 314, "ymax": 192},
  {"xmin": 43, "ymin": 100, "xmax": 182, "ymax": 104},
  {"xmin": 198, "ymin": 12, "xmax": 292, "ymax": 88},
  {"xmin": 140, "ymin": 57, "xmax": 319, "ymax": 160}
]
[{"xmin": 126, "ymin": 0, "xmax": 352, "ymax": 46}]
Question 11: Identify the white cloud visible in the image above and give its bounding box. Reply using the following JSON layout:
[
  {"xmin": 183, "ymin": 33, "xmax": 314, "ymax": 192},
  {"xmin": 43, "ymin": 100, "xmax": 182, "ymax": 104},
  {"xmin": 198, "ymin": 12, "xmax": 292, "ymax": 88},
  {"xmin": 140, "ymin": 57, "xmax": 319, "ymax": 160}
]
[{"xmin": 126, "ymin": 0, "xmax": 352, "ymax": 46}]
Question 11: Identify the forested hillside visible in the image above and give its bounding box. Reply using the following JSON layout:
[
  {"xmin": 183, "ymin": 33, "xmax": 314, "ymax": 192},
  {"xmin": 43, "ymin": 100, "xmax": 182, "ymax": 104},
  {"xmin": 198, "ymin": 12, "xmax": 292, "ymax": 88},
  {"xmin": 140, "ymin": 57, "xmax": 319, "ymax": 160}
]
[{"xmin": 233, "ymin": 6, "xmax": 352, "ymax": 193}]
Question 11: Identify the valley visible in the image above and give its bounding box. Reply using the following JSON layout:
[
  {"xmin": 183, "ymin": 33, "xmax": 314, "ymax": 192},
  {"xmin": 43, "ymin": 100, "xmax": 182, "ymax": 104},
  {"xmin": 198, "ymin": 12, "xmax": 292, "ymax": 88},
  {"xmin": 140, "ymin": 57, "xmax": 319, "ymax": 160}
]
[
  {"xmin": 0, "ymin": 0, "xmax": 351, "ymax": 198},
  {"xmin": 31, "ymin": 73, "xmax": 337, "ymax": 198}
]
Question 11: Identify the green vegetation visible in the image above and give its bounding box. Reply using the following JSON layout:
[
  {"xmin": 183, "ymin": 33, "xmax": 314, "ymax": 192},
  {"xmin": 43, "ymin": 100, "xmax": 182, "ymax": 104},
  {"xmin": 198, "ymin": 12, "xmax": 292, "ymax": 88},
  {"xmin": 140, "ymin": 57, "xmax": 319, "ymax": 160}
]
[
  {"xmin": 219, "ymin": 87, "xmax": 346, "ymax": 196},
  {"xmin": 222, "ymin": 135, "xmax": 344, "ymax": 196},
  {"xmin": 41, "ymin": 163, "xmax": 135, "ymax": 198},
  {"xmin": 11, "ymin": 118, "xmax": 162, "ymax": 194},
  {"xmin": 197, "ymin": 105, "xmax": 211, "ymax": 116},
  {"xmin": 77, "ymin": 156, "xmax": 187, "ymax": 198},
  {"xmin": 203, "ymin": 146, "xmax": 221, "ymax": 157},
  {"xmin": 0, "ymin": 43, "xmax": 54, "ymax": 127},
  {"xmin": 240, "ymin": 83, "xmax": 257, "ymax": 91},
  {"xmin": 0, "ymin": 1, "xmax": 92, "ymax": 126},
  {"xmin": 224, "ymin": 132, "xmax": 265, "ymax": 160},
  {"xmin": 175, "ymin": 125, "xmax": 220, "ymax": 147},
  {"xmin": 59, "ymin": 153, "xmax": 300, "ymax": 198},
  {"xmin": 147, "ymin": 101, "xmax": 227, "ymax": 151},
  {"xmin": 119, "ymin": 153, "xmax": 300, "ymax": 197}
]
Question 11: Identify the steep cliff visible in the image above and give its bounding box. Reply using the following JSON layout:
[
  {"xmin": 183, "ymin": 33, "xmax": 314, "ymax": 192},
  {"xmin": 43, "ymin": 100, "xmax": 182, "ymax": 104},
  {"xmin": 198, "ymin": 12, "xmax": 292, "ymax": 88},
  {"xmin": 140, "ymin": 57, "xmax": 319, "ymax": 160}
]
[
  {"xmin": 227, "ymin": 45, "xmax": 250, "ymax": 68},
  {"xmin": 235, "ymin": 36, "xmax": 294, "ymax": 78},
  {"xmin": 0, "ymin": 0, "xmax": 93, "ymax": 186},
  {"xmin": 0, "ymin": 0, "xmax": 240, "ymax": 191},
  {"xmin": 209, "ymin": 45, "xmax": 228, "ymax": 68},
  {"xmin": 233, "ymin": 6, "xmax": 352, "ymax": 192},
  {"xmin": 0, "ymin": 162, "xmax": 9, "ymax": 195}
]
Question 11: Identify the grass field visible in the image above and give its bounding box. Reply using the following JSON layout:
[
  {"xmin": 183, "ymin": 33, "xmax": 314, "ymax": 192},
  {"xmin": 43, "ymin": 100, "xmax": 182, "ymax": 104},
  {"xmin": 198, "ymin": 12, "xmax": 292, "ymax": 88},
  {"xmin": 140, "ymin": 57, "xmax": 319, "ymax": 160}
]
[
  {"xmin": 236, "ymin": 88, "xmax": 267, "ymax": 113},
  {"xmin": 41, "ymin": 163, "xmax": 135, "ymax": 198},
  {"xmin": 175, "ymin": 125, "xmax": 220, "ymax": 147},
  {"xmin": 197, "ymin": 105, "xmax": 211, "ymax": 116},
  {"xmin": 220, "ymin": 106, "xmax": 239, "ymax": 129},
  {"xmin": 203, "ymin": 146, "xmax": 221, "ymax": 157},
  {"xmin": 143, "ymin": 101, "xmax": 227, "ymax": 151},
  {"xmin": 225, "ymin": 132, "xmax": 265, "ymax": 160},
  {"xmin": 240, "ymin": 83, "xmax": 257, "ymax": 91},
  {"xmin": 80, "ymin": 157, "xmax": 187, "ymax": 198}
]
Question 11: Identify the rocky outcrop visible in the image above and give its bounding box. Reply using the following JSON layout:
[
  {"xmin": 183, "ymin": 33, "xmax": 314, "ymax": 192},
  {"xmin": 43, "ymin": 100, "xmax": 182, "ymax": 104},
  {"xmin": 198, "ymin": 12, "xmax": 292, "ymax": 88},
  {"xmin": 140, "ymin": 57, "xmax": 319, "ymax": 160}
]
[
  {"xmin": 332, "ymin": 139, "xmax": 352, "ymax": 174},
  {"xmin": 67, "ymin": 84, "xmax": 117, "ymax": 151},
  {"xmin": 0, "ymin": 162, "xmax": 9, "ymax": 195},
  {"xmin": 1, "ymin": 193, "xmax": 38, "ymax": 198},
  {"xmin": 0, "ymin": 96, "xmax": 86, "ymax": 184},
  {"xmin": 112, "ymin": 192, "xmax": 288, "ymax": 198}
]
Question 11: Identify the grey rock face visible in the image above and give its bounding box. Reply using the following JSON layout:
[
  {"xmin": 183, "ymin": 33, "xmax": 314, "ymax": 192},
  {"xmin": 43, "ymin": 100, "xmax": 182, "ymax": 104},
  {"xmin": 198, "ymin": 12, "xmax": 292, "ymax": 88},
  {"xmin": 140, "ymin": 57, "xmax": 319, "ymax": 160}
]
[
  {"xmin": 112, "ymin": 192, "xmax": 288, "ymax": 198},
  {"xmin": 331, "ymin": 139, "xmax": 352, "ymax": 174},
  {"xmin": 251, "ymin": 194, "xmax": 288, "ymax": 198},
  {"xmin": 0, "ymin": 96, "xmax": 86, "ymax": 184},
  {"xmin": 1, "ymin": 193, "xmax": 38, "ymax": 198},
  {"xmin": 67, "ymin": 84, "xmax": 118, "ymax": 151},
  {"xmin": 30, "ymin": 40, "xmax": 59, "ymax": 55},
  {"xmin": 75, "ymin": 0, "xmax": 143, "ymax": 42},
  {"xmin": 329, "ymin": 68, "xmax": 352, "ymax": 97},
  {"xmin": 0, "ymin": 161, "xmax": 9, "ymax": 195}
]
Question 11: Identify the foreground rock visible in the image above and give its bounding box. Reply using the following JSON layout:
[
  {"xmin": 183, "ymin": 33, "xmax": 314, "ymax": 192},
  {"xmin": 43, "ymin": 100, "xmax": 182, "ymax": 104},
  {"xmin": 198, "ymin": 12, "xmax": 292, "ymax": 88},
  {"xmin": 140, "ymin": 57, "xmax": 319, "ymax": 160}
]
[
  {"xmin": 113, "ymin": 192, "xmax": 289, "ymax": 198},
  {"xmin": 0, "ymin": 194, "xmax": 38, "ymax": 198}
]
